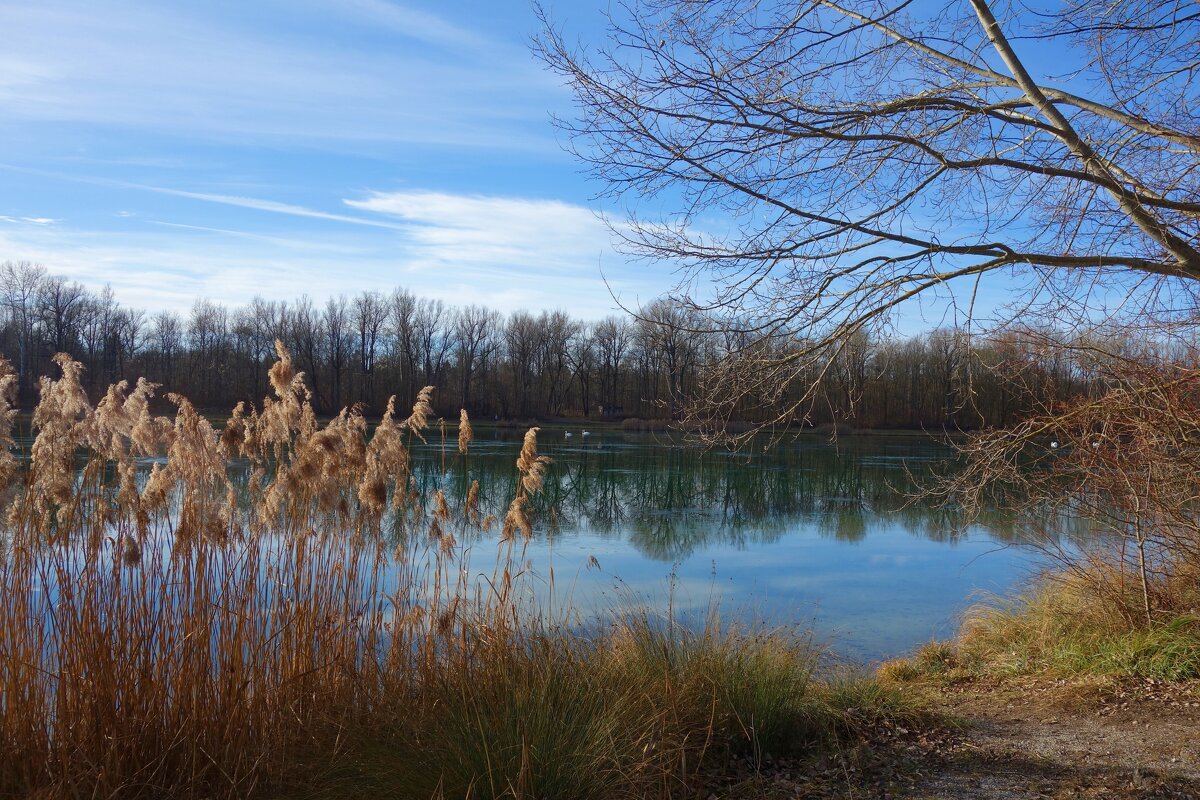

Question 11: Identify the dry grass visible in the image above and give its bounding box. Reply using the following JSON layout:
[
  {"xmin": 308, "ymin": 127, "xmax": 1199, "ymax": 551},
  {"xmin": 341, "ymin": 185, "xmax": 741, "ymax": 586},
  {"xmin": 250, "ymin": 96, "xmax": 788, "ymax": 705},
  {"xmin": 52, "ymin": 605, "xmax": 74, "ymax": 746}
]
[{"xmin": 0, "ymin": 344, "xmax": 912, "ymax": 799}]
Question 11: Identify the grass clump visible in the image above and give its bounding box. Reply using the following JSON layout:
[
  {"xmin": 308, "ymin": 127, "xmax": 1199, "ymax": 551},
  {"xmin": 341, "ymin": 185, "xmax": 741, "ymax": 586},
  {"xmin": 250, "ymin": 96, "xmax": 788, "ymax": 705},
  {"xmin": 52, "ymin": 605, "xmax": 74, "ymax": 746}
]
[
  {"xmin": 890, "ymin": 571, "xmax": 1200, "ymax": 683},
  {"xmin": 956, "ymin": 577, "xmax": 1200, "ymax": 681},
  {"xmin": 602, "ymin": 619, "xmax": 826, "ymax": 763},
  {"xmin": 388, "ymin": 618, "xmax": 918, "ymax": 800},
  {"xmin": 411, "ymin": 633, "xmax": 652, "ymax": 800},
  {"xmin": 0, "ymin": 346, "xmax": 917, "ymax": 800}
]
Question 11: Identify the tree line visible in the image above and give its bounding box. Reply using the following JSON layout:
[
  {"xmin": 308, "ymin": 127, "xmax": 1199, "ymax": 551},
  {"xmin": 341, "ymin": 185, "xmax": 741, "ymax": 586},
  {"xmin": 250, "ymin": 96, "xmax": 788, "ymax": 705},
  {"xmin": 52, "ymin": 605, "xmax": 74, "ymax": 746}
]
[{"xmin": 0, "ymin": 259, "xmax": 1106, "ymax": 428}]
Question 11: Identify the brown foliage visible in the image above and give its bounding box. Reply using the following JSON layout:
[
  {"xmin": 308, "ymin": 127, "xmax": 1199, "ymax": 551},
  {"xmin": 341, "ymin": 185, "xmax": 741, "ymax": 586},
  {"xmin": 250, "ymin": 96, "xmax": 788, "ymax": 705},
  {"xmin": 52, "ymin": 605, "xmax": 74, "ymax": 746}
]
[{"xmin": 941, "ymin": 347, "xmax": 1200, "ymax": 627}]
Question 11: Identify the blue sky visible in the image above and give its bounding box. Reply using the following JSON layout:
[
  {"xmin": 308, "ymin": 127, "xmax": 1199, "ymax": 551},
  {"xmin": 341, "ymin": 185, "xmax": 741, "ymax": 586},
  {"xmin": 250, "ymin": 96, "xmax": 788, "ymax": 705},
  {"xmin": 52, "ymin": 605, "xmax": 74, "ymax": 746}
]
[
  {"xmin": 0, "ymin": 0, "xmax": 1105, "ymax": 334},
  {"xmin": 0, "ymin": 0, "xmax": 678, "ymax": 317}
]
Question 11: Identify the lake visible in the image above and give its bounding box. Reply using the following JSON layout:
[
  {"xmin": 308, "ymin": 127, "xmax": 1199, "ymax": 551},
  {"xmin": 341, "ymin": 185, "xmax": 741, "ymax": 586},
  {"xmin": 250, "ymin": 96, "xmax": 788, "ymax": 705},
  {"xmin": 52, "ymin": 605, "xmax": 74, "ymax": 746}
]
[{"xmin": 401, "ymin": 425, "xmax": 1071, "ymax": 663}]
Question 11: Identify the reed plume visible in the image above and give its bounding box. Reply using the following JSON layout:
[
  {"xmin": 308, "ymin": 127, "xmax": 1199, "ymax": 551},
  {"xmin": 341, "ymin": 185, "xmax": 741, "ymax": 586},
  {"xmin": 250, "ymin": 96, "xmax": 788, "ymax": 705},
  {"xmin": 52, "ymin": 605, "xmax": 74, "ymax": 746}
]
[
  {"xmin": 502, "ymin": 494, "xmax": 532, "ymax": 541},
  {"xmin": 458, "ymin": 408, "xmax": 472, "ymax": 454},
  {"xmin": 0, "ymin": 357, "xmax": 20, "ymax": 491},
  {"xmin": 26, "ymin": 353, "xmax": 92, "ymax": 526},
  {"xmin": 267, "ymin": 338, "xmax": 296, "ymax": 396},
  {"xmin": 434, "ymin": 488, "xmax": 451, "ymax": 521},
  {"xmin": 516, "ymin": 426, "xmax": 551, "ymax": 495},
  {"xmin": 465, "ymin": 479, "xmax": 481, "ymax": 525},
  {"xmin": 404, "ymin": 385, "xmax": 435, "ymax": 441}
]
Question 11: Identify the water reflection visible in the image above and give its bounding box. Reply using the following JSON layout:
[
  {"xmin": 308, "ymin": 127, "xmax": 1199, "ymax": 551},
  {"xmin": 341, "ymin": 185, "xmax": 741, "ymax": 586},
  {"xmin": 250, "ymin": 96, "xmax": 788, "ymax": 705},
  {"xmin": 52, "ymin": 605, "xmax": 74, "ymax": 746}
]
[
  {"xmin": 375, "ymin": 428, "xmax": 1079, "ymax": 661},
  {"xmin": 400, "ymin": 429, "xmax": 1080, "ymax": 560}
]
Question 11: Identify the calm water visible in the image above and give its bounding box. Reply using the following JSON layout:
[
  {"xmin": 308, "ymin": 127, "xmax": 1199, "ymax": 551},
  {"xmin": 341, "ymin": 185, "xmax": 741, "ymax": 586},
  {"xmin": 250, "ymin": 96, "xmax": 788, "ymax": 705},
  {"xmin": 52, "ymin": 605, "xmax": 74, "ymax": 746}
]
[
  {"xmin": 404, "ymin": 426, "xmax": 1074, "ymax": 663},
  {"xmin": 19, "ymin": 422, "xmax": 1074, "ymax": 662}
]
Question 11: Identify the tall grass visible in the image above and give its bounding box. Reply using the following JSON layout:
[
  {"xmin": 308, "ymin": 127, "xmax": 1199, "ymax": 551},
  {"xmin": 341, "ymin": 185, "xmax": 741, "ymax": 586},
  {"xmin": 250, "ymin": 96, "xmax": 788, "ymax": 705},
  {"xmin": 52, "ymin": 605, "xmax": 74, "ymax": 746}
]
[
  {"xmin": 884, "ymin": 567, "xmax": 1200, "ymax": 683},
  {"xmin": 0, "ymin": 345, "xmax": 911, "ymax": 799},
  {"xmin": 952, "ymin": 570, "xmax": 1200, "ymax": 680}
]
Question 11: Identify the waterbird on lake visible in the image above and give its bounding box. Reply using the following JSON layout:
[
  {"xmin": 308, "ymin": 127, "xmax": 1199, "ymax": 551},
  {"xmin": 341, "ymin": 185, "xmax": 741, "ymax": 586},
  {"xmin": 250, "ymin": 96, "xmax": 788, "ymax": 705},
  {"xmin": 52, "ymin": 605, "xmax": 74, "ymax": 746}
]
[
  {"xmin": 565, "ymin": 431, "xmax": 573, "ymax": 438},
  {"xmin": 581, "ymin": 431, "xmax": 591, "ymax": 437}
]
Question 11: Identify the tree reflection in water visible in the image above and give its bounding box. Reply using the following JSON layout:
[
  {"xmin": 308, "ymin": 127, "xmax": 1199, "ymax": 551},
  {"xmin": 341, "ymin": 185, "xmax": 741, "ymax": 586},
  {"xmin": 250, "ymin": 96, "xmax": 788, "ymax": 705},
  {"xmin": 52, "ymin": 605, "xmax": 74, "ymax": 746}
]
[{"xmin": 388, "ymin": 429, "xmax": 1089, "ymax": 561}]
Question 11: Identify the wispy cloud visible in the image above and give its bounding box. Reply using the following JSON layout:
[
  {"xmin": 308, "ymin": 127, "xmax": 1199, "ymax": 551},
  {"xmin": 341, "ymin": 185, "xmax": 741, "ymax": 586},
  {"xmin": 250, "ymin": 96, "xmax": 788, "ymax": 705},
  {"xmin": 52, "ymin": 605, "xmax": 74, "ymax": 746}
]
[
  {"xmin": 0, "ymin": 1, "xmax": 560, "ymax": 150},
  {"xmin": 316, "ymin": 0, "xmax": 495, "ymax": 49},
  {"xmin": 346, "ymin": 190, "xmax": 616, "ymax": 272},
  {"xmin": 343, "ymin": 189, "xmax": 663, "ymax": 313},
  {"xmin": 0, "ymin": 0, "xmax": 672, "ymax": 321},
  {"xmin": 147, "ymin": 187, "xmax": 408, "ymax": 230},
  {"xmin": 0, "ymin": 216, "xmax": 57, "ymax": 225},
  {"xmin": 0, "ymin": 162, "xmax": 414, "ymax": 230},
  {"xmin": 147, "ymin": 220, "xmax": 374, "ymax": 253}
]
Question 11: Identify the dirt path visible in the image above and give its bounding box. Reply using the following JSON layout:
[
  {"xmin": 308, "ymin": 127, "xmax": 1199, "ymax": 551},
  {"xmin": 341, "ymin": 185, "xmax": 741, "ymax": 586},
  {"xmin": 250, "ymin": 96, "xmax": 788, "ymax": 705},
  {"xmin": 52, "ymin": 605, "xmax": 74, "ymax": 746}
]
[
  {"xmin": 898, "ymin": 677, "xmax": 1200, "ymax": 799},
  {"xmin": 713, "ymin": 677, "xmax": 1200, "ymax": 799}
]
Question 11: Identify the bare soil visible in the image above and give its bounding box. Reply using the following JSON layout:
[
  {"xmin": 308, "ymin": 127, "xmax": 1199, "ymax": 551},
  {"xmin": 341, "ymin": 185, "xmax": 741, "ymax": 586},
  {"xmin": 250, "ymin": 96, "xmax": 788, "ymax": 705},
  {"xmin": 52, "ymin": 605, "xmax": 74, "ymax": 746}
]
[
  {"xmin": 719, "ymin": 677, "xmax": 1200, "ymax": 799},
  {"xmin": 905, "ymin": 676, "xmax": 1200, "ymax": 799}
]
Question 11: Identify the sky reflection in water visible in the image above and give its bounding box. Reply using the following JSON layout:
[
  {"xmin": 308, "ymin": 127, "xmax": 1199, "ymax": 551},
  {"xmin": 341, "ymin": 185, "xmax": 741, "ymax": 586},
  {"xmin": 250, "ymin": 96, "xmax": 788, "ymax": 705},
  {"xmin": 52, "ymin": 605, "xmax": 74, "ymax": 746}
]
[{"xmin": 403, "ymin": 428, "xmax": 1066, "ymax": 663}]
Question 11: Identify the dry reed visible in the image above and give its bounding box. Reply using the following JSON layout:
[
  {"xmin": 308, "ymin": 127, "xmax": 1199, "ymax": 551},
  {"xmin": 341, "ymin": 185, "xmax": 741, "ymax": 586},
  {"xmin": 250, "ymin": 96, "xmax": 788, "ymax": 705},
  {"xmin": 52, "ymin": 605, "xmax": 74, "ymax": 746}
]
[
  {"xmin": 0, "ymin": 346, "xmax": 900, "ymax": 800},
  {"xmin": 458, "ymin": 407, "xmax": 472, "ymax": 455}
]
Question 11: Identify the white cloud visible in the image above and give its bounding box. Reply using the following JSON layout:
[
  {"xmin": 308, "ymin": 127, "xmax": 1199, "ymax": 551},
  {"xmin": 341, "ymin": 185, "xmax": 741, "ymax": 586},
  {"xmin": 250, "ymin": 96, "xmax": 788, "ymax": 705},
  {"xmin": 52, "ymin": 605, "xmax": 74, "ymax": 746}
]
[
  {"xmin": 0, "ymin": 2, "xmax": 672, "ymax": 319},
  {"xmin": 346, "ymin": 190, "xmax": 617, "ymax": 275},
  {"xmin": 0, "ymin": 190, "xmax": 670, "ymax": 318}
]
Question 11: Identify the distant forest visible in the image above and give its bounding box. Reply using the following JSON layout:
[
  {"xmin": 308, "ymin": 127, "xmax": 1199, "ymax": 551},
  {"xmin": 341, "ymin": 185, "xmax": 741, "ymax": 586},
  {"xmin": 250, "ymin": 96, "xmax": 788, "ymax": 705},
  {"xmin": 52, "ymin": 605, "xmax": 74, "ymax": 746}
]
[{"xmin": 0, "ymin": 260, "xmax": 1096, "ymax": 428}]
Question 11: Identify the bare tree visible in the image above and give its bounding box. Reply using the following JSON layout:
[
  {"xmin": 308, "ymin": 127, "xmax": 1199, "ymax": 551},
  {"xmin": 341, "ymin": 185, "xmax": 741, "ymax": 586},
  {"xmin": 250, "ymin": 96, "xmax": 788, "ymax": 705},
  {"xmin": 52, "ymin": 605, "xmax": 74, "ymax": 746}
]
[
  {"xmin": 150, "ymin": 311, "xmax": 183, "ymax": 388},
  {"xmin": 187, "ymin": 299, "xmax": 229, "ymax": 406},
  {"xmin": 0, "ymin": 265, "xmax": 1139, "ymax": 429},
  {"xmin": 593, "ymin": 316, "xmax": 633, "ymax": 417},
  {"xmin": 940, "ymin": 337, "xmax": 1200, "ymax": 626},
  {"xmin": 1, "ymin": 261, "xmax": 45, "ymax": 397},
  {"xmin": 114, "ymin": 307, "xmax": 144, "ymax": 378},
  {"xmin": 454, "ymin": 305, "xmax": 501, "ymax": 410},
  {"xmin": 289, "ymin": 296, "xmax": 325, "ymax": 409},
  {"xmin": 538, "ymin": 311, "xmax": 579, "ymax": 416},
  {"xmin": 352, "ymin": 291, "xmax": 388, "ymax": 406},
  {"xmin": 324, "ymin": 296, "xmax": 353, "ymax": 412},
  {"xmin": 388, "ymin": 288, "xmax": 420, "ymax": 404},
  {"xmin": 246, "ymin": 297, "xmax": 289, "ymax": 399},
  {"xmin": 567, "ymin": 322, "xmax": 597, "ymax": 417},
  {"xmin": 505, "ymin": 312, "xmax": 542, "ymax": 418},
  {"xmin": 538, "ymin": 0, "xmax": 1200, "ymax": 432},
  {"xmin": 637, "ymin": 299, "xmax": 704, "ymax": 419},
  {"xmin": 37, "ymin": 276, "xmax": 88, "ymax": 360},
  {"xmin": 76, "ymin": 285, "xmax": 123, "ymax": 390},
  {"xmin": 414, "ymin": 298, "xmax": 451, "ymax": 390}
]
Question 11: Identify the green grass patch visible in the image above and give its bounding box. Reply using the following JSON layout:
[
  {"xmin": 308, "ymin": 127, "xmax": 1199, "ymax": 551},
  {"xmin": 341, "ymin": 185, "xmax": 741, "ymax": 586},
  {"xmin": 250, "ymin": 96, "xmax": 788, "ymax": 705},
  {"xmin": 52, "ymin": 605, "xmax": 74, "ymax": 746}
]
[{"xmin": 887, "ymin": 574, "xmax": 1200, "ymax": 683}]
